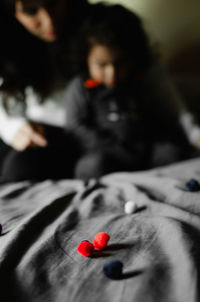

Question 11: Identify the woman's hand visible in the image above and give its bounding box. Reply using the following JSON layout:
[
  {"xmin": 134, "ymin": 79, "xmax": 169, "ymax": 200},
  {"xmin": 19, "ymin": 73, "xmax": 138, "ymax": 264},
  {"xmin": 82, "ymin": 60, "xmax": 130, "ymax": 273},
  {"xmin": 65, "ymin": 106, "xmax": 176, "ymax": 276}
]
[{"xmin": 12, "ymin": 123, "xmax": 48, "ymax": 151}]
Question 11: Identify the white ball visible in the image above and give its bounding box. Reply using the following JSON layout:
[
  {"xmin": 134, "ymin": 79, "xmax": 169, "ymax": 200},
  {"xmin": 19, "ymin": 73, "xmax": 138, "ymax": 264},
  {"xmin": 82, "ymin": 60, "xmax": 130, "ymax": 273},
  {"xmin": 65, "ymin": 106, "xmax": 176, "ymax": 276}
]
[{"xmin": 124, "ymin": 200, "xmax": 137, "ymax": 214}]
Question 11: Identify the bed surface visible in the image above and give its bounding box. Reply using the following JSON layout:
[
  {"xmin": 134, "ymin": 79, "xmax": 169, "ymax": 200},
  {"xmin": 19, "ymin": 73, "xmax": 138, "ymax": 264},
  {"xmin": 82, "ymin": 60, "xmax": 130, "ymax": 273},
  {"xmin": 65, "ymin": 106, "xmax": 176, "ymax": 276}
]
[{"xmin": 1, "ymin": 158, "xmax": 200, "ymax": 301}]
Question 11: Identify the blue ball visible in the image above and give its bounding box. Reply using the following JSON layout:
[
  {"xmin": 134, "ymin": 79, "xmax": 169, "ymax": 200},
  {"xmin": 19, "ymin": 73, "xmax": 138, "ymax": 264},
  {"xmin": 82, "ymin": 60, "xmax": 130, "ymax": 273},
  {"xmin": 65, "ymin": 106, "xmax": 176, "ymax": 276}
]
[
  {"xmin": 186, "ymin": 179, "xmax": 200, "ymax": 192},
  {"xmin": 103, "ymin": 260, "xmax": 123, "ymax": 279}
]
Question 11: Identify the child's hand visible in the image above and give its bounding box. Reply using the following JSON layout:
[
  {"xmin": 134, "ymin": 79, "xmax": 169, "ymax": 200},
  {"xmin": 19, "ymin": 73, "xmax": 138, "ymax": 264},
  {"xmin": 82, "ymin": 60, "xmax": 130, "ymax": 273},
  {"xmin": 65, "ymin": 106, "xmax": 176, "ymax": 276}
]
[{"xmin": 12, "ymin": 123, "xmax": 48, "ymax": 151}]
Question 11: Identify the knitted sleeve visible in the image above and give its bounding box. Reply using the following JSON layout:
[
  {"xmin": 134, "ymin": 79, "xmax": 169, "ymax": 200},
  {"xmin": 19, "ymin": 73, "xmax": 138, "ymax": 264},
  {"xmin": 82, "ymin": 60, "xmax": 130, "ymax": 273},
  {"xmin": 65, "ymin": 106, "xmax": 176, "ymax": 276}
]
[{"xmin": 0, "ymin": 94, "xmax": 26, "ymax": 146}]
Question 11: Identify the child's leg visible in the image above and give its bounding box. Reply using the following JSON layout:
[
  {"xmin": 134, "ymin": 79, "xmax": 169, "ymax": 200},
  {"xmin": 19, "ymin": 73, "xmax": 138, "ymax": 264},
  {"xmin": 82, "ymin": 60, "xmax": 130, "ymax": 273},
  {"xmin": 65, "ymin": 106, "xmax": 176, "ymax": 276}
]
[{"xmin": 74, "ymin": 145, "xmax": 149, "ymax": 181}]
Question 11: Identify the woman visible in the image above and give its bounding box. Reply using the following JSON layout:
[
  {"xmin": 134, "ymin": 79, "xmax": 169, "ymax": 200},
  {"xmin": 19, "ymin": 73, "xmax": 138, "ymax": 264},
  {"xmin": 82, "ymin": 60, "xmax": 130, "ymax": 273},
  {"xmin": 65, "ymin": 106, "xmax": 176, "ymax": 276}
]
[{"xmin": 0, "ymin": 0, "xmax": 95, "ymax": 181}]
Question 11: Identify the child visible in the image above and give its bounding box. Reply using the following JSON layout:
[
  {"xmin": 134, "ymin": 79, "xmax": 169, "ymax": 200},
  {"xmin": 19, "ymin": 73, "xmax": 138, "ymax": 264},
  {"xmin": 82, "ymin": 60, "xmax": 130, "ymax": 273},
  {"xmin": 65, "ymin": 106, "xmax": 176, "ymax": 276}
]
[{"xmin": 65, "ymin": 5, "xmax": 200, "ymax": 180}]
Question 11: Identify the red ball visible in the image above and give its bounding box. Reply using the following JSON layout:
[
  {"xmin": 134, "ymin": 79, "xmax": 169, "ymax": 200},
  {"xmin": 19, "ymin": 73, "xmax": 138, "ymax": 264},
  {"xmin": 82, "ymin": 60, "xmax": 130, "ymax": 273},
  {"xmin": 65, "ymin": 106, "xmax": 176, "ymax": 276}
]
[
  {"xmin": 93, "ymin": 232, "xmax": 110, "ymax": 250},
  {"xmin": 77, "ymin": 241, "xmax": 94, "ymax": 257}
]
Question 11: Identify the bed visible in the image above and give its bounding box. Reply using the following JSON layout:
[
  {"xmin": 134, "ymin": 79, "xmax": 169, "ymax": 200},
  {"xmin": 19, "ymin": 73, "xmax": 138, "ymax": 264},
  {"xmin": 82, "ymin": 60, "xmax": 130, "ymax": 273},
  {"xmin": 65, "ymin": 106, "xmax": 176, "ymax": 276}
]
[{"xmin": 1, "ymin": 156, "xmax": 200, "ymax": 302}]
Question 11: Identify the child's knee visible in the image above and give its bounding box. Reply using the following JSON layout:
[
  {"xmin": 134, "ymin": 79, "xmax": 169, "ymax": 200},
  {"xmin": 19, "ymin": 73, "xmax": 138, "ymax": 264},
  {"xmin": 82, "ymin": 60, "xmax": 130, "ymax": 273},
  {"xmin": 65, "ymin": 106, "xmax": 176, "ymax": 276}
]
[{"xmin": 74, "ymin": 152, "xmax": 105, "ymax": 180}]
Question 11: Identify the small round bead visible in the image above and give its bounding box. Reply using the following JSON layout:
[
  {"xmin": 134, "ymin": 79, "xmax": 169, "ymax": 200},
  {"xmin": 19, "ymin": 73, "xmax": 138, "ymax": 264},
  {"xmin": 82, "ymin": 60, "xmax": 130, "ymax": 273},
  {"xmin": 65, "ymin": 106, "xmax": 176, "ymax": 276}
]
[
  {"xmin": 93, "ymin": 232, "xmax": 110, "ymax": 250},
  {"xmin": 124, "ymin": 200, "xmax": 137, "ymax": 214},
  {"xmin": 103, "ymin": 260, "xmax": 123, "ymax": 279},
  {"xmin": 77, "ymin": 240, "xmax": 94, "ymax": 257},
  {"xmin": 185, "ymin": 179, "xmax": 200, "ymax": 192}
]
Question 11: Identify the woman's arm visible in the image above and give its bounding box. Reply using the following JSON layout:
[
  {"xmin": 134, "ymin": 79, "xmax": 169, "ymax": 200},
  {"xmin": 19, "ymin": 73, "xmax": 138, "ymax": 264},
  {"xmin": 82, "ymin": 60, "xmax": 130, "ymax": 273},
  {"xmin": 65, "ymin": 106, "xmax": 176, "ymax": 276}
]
[
  {"xmin": 0, "ymin": 96, "xmax": 47, "ymax": 150},
  {"xmin": 0, "ymin": 102, "xmax": 27, "ymax": 146}
]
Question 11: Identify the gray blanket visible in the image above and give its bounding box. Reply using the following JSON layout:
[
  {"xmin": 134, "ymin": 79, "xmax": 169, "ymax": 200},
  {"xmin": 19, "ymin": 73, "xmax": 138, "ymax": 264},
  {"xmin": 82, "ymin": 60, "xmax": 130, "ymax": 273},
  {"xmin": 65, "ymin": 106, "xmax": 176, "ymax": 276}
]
[{"xmin": 1, "ymin": 158, "xmax": 200, "ymax": 302}]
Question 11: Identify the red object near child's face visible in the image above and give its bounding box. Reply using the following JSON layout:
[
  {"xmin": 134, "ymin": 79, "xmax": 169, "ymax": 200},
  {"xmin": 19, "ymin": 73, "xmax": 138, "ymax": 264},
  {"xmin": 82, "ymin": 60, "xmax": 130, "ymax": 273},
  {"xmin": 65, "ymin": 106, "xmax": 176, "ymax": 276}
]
[{"xmin": 85, "ymin": 79, "xmax": 101, "ymax": 88}]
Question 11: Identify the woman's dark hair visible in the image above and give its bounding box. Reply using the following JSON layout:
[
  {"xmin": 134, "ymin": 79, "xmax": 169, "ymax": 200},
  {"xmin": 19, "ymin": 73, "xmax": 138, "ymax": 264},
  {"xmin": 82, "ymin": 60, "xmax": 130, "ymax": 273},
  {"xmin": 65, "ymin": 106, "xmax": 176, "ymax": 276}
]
[
  {"xmin": 69, "ymin": 4, "xmax": 156, "ymax": 77},
  {"xmin": 0, "ymin": 0, "xmax": 89, "ymax": 101}
]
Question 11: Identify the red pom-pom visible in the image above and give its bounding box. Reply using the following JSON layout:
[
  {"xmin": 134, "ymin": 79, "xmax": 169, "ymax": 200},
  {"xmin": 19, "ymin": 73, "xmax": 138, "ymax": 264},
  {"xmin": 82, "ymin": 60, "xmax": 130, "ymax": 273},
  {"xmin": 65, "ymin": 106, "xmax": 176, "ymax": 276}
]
[
  {"xmin": 77, "ymin": 241, "xmax": 94, "ymax": 257},
  {"xmin": 85, "ymin": 79, "xmax": 101, "ymax": 88},
  {"xmin": 93, "ymin": 232, "xmax": 110, "ymax": 250}
]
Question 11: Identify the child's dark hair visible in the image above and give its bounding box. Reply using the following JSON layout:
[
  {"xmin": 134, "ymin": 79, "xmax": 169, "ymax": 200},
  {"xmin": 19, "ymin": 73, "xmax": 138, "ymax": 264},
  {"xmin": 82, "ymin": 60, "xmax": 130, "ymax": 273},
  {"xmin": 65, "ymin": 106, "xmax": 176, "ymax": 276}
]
[{"xmin": 69, "ymin": 4, "xmax": 156, "ymax": 76}]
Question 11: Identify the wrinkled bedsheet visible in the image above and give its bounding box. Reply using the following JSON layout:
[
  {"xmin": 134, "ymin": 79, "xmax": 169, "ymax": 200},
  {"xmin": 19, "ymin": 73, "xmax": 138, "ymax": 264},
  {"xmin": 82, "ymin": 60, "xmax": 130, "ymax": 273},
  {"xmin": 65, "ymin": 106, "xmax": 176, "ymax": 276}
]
[{"xmin": 1, "ymin": 158, "xmax": 200, "ymax": 302}]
